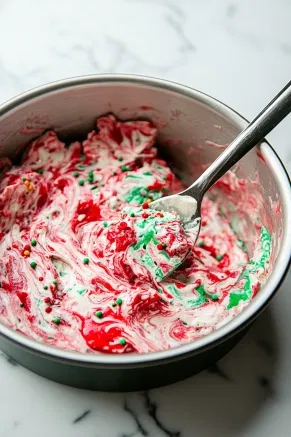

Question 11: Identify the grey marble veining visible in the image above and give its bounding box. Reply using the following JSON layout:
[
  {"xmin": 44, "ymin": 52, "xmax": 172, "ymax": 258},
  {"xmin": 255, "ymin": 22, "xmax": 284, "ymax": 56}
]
[{"xmin": 0, "ymin": 0, "xmax": 290, "ymax": 436}]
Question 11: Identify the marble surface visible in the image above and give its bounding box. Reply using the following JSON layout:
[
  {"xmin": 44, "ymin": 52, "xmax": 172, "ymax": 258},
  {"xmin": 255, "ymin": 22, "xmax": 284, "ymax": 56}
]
[{"xmin": 0, "ymin": 0, "xmax": 290, "ymax": 436}]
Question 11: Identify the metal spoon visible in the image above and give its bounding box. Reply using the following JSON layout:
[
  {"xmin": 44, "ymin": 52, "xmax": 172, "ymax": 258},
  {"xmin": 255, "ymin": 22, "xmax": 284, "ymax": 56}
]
[{"xmin": 151, "ymin": 80, "xmax": 291, "ymax": 245}]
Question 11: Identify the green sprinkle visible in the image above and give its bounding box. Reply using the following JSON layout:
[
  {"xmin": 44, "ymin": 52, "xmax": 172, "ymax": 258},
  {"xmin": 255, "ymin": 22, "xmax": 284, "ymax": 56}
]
[
  {"xmin": 198, "ymin": 241, "xmax": 204, "ymax": 247},
  {"xmin": 43, "ymin": 285, "xmax": 48, "ymax": 290},
  {"xmin": 96, "ymin": 311, "xmax": 103, "ymax": 319},
  {"xmin": 52, "ymin": 280, "xmax": 57, "ymax": 285},
  {"xmin": 121, "ymin": 165, "xmax": 129, "ymax": 172},
  {"xmin": 91, "ymin": 186, "xmax": 98, "ymax": 190},
  {"xmin": 182, "ymin": 321, "xmax": 188, "ymax": 326},
  {"xmin": 130, "ymin": 212, "xmax": 135, "ymax": 217},
  {"xmin": 31, "ymin": 239, "xmax": 37, "ymax": 246},
  {"xmin": 216, "ymin": 255, "xmax": 223, "ymax": 261},
  {"xmin": 73, "ymin": 171, "xmax": 79, "ymax": 177},
  {"xmin": 209, "ymin": 294, "xmax": 219, "ymax": 300},
  {"xmin": 162, "ymin": 243, "xmax": 167, "ymax": 249},
  {"xmin": 116, "ymin": 298, "xmax": 123, "ymax": 305},
  {"xmin": 175, "ymin": 173, "xmax": 183, "ymax": 180},
  {"xmin": 77, "ymin": 165, "xmax": 87, "ymax": 169},
  {"xmin": 20, "ymin": 303, "xmax": 24, "ymax": 308},
  {"xmin": 30, "ymin": 261, "xmax": 37, "ymax": 269},
  {"xmin": 88, "ymin": 172, "xmax": 94, "ymax": 183},
  {"xmin": 78, "ymin": 180, "xmax": 85, "ymax": 186},
  {"xmin": 83, "ymin": 257, "xmax": 89, "ymax": 264},
  {"xmin": 53, "ymin": 317, "xmax": 60, "ymax": 325},
  {"xmin": 117, "ymin": 157, "xmax": 123, "ymax": 162},
  {"xmin": 119, "ymin": 338, "xmax": 126, "ymax": 345},
  {"xmin": 36, "ymin": 169, "xmax": 43, "ymax": 174},
  {"xmin": 103, "ymin": 222, "xmax": 108, "ymax": 228},
  {"xmin": 22, "ymin": 177, "xmax": 27, "ymax": 181}
]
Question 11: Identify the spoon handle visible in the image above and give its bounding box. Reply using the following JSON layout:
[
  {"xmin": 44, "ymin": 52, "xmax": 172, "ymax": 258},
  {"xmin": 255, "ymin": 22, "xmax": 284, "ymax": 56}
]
[{"xmin": 187, "ymin": 79, "xmax": 291, "ymax": 199}]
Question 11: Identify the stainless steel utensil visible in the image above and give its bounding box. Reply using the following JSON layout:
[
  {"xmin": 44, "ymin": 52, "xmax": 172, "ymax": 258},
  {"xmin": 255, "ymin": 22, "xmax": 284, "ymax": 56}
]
[{"xmin": 151, "ymin": 80, "xmax": 291, "ymax": 251}]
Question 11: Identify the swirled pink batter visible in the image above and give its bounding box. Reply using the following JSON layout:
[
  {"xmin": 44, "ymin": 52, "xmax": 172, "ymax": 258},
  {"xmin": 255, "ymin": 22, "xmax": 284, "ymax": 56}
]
[{"xmin": 0, "ymin": 115, "xmax": 271, "ymax": 353}]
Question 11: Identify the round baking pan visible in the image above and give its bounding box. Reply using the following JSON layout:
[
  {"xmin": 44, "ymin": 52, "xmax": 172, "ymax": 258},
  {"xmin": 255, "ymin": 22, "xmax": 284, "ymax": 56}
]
[{"xmin": 0, "ymin": 75, "xmax": 290, "ymax": 391}]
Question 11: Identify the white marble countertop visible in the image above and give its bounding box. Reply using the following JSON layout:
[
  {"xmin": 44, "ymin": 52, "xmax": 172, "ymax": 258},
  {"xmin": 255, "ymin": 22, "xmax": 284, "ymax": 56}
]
[{"xmin": 0, "ymin": 0, "xmax": 290, "ymax": 436}]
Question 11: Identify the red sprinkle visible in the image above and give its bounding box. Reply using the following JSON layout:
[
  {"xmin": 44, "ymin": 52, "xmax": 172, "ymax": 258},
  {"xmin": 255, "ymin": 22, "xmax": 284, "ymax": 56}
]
[
  {"xmin": 142, "ymin": 202, "xmax": 149, "ymax": 209},
  {"xmin": 142, "ymin": 212, "xmax": 149, "ymax": 219},
  {"xmin": 119, "ymin": 221, "xmax": 127, "ymax": 230},
  {"xmin": 45, "ymin": 307, "xmax": 52, "ymax": 313},
  {"xmin": 202, "ymin": 220, "xmax": 207, "ymax": 226},
  {"xmin": 157, "ymin": 243, "xmax": 163, "ymax": 250},
  {"xmin": 166, "ymin": 173, "xmax": 173, "ymax": 181},
  {"xmin": 23, "ymin": 244, "xmax": 31, "ymax": 251},
  {"xmin": 39, "ymin": 276, "xmax": 44, "ymax": 282},
  {"xmin": 147, "ymin": 180, "xmax": 164, "ymax": 191},
  {"xmin": 44, "ymin": 297, "xmax": 51, "ymax": 304}
]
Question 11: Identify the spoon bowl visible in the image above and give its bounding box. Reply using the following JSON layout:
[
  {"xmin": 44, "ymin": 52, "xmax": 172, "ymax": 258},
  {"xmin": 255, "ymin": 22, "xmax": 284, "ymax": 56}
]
[{"xmin": 150, "ymin": 193, "xmax": 199, "ymax": 228}]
